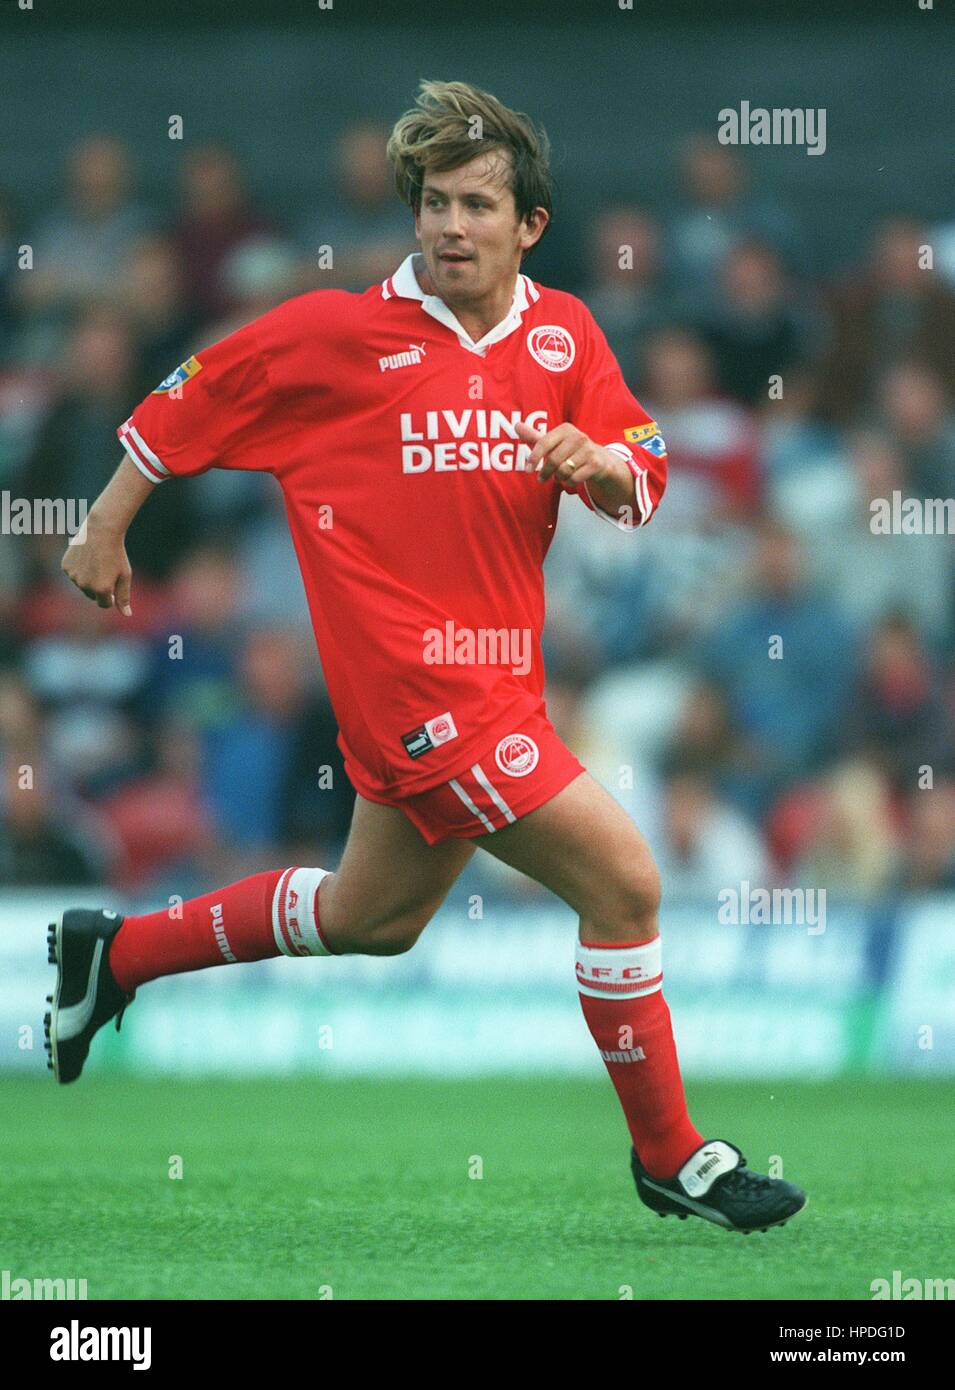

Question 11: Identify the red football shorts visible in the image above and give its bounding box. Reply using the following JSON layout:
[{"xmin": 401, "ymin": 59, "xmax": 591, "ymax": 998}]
[{"xmin": 367, "ymin": 704, "xmax": 586, "ymax": 846}]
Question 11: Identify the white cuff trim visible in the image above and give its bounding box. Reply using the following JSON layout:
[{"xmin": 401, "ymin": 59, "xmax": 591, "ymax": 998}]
[
  {"xmin": 581, "ymin": 443, "xmax": 653, "ymax": 530},
  {"xmin": 118, "ymin": 418, "xmax": 169, "ymax": 484}
]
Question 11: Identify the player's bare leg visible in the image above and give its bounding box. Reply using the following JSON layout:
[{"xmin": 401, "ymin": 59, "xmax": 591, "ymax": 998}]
[
  {"xmin": 316, "ymin": 794, "xmax": 475, "ymax": 955},
  {"xmin": 478, "ymin": 771, "xmax": 661, "ymax": 944},
  {"xmin": 479, "ymin": 772, "xmax": 807, "ymax": 1233},
  {"xmin": 45, "ymin": 793, "xmax": 473, "ymax": 1082}
]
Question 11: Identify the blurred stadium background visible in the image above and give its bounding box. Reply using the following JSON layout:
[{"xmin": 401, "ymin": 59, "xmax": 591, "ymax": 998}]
[{"xmin": 2, "ymin": 0, "xmax": 954, "ymax": 1089}]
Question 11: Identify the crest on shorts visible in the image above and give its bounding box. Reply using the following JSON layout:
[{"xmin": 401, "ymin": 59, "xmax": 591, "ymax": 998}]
[
  {"xmin": 152, "ymin": 355, "xmax": 203, "ymax": 394},
  {"xmin": 494, "ymin": 733, "xmax": 539, "ymax": 778}
]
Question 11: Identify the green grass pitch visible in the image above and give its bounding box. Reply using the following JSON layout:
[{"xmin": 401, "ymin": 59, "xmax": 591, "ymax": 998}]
[{"xmin": 1, "ymin": 1075, "xmax": 952, "ymax": 1300}]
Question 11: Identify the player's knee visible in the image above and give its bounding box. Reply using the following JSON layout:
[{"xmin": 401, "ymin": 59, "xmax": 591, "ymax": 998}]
[
  {"xmin": 336, "ymin": 907, "xmax": 433, "ymax": 956},
  {"xmin": 357, "ymin": 928, "xmax": 420, "ymax": 956},
  {"xmin": 606, "ymin": 855, "xmax": 661, "ymax": 936}
]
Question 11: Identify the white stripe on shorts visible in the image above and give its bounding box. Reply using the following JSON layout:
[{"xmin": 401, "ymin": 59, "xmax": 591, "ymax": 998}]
[
  {"xmin": 448, "ymin": 778, "xmax": 496, "ymax": 833},
  {"xmin": 469, "ymin": 762, "xmax": 517, "ymax": 824}
]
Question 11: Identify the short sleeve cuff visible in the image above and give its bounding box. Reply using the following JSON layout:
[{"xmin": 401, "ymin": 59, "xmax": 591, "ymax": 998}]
[{"xmin": 117, "ymin": 417, "xmax": 170, "ymax": 484}]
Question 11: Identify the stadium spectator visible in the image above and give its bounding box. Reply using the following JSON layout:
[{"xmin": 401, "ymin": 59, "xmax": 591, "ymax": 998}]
[
  {"xmin": 641, "ymin": 327, "xmax": 761, "ymax": 520},
  {"xmin": 171, "ymin": 143, "xmax": 276, "ymax": 323},
  {"xmin": 581, "ymin": 208, "xmax": 674, "ymax": 384},
  {"xmin": 0, "ymin": 186, "xmax": 21, "ymax": 365},
  {"xmin": 692, "ymin": 519, "xmax": 858, "ymax": 801},
  {"xmin": 759, "ymin": 368, "xmax": 855, "ymax": 534},
  {"xmin": 0, "ymin": 764, "xmax": 109, "ymax": 885},
  {"xmin": 217, "ymin": 235, "xmax": 302, "ymax": 329},
  {"xmin": 696, "ymin": 240, "xmax": 820, "ymax": 406},
  {"xmin": 119, "ymin": 234, "xmax": 200, "ymax": 400},
  {"xmin": 877, "ymin": 360, "xmax": 955, "ymax": 501},
  {"xmin": 811, "ymin": 430, "xmax": 953, "ymax": 647},
  {"xmin": 790, "ymin": 759, "xmax": 901, "ymax": 901},
  {"xmin": 659, "ymin": 681, "xmax": 771, "ymax": 822},
  {"xmin": 20, "ymin": 301, "xmax": 198, "ymax": 579},
  {"xmin": 669, "ymin": 136, "xmax": 800, "ymax": 291},
  {"xmin": 0, "ymin": 676, "xmax": 114, "ymax": 885},
  {"xmin": 299, "ymin": 122, "xmax": 415, "ymax": 292},
  {"xmin": 198, "ymin": 628, "xmax": 327, "ymax": 867},
  {"xmin": 234, "ymin": 485, "xmax": 315, "ymax": 633},
  {"xmin": 652, "ymin": 771, "xmax": 772, "ymax": 899},
  {"xmin": 278, "ymin": 680, "xmax": 354, "ymax": 867},
  {"xmin": 141, "ymin": 544, "xmax": 245, "ymax": 731},
  {"xmin": 843, "ymin": 614, "xmax": 954, "ymax": 795},
  {"xmin": 895, "ymin": 779, "xmax": 955, "ymax": 892},
  {"xmin": 0, "ymin": 540, "xmax": 23, "ymax": 670},
  {"xmin": 17, "ymin": 136, "xmax": 154, "ymax": 324},
  {"xmin": 20, "ymin": 583, "xmax": 151, "ymax": 799},
  {"xmin": 99, "ymin": 718, "xmax": 217, "ymax": 894},
  {"xmin": 818, "ymin": 219, "xmax": 955, "ymax": 423}
]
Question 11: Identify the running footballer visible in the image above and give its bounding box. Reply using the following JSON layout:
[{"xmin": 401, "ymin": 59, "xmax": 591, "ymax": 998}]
[{"xmin": 51, "ymin": 80, "xmax": 806, "ymax": 1234}]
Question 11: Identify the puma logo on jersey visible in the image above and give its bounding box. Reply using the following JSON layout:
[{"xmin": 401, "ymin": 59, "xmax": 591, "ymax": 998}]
[{"xmin": 379, "ymin": 343, "xmax": 427, "ymax": 372}]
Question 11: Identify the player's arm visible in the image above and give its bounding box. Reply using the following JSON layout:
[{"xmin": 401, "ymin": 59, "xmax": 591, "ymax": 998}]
[
  {"xmin": 528, "ymin": 306, "xmax": 668, "ymax": 531},
  {"xmin": 62, "ymin": 303, "xmax": 302, "ymax": 615},
  {"xmin": 61, "ymin": 453, "xmax": 156, "ymax": 615},
  {"xmin": 515, "ymin": 420, "xmax": 639, "ymax": 518}
]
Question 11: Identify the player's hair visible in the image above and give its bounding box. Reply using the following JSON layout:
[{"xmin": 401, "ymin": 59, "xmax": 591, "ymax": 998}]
[{"xmin": 386, "ymin": 80, "xmax": 553, "ymax": 252}]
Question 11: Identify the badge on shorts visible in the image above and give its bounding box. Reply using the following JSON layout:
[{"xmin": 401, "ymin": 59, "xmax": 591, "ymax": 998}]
[
  {"xmin": 402, "ymin": 711, "xmax": 458, "ymax": 759},
  {"xmin": 494, "ymin": 733, "xmax": 539, "ymax": 777}
]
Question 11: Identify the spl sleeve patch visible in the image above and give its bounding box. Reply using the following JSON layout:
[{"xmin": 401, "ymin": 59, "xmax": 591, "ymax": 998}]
[
  {"xmin": 624, "ymin": 421, "xmax": 660, "ymax": 444},
  {"xmin": 624, "ymin": 421, "xmax": 667, "ymax": 458},
  {"xmin": 152, "ymin": 355, "xmax": 203, "ymax": 394}
]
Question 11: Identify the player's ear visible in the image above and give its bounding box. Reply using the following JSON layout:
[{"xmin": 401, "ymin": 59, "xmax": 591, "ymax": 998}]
[{"xmin": 520, "ymin": 206, "xmax": 549, "ymax": 253}]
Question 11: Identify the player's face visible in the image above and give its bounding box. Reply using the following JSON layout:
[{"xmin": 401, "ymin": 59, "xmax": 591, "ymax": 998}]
[{"xmin": 414, "ymin": 151, "xmax": 546, "ymax": 306}]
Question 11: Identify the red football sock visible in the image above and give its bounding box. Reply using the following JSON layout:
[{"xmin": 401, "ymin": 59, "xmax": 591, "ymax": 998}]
[
  {"xmin": 577, "ymin": 938, "xmax": 704, "ymax": 1180},
  {"xmin": 108, "ymin": 866, "xmax": 335, "ymax": 993}
]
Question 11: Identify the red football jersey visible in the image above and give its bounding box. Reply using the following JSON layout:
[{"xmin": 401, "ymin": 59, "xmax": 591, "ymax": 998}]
[{"xmin": 117, "ymin": 254, "xmax": 667, "ymax": 800}]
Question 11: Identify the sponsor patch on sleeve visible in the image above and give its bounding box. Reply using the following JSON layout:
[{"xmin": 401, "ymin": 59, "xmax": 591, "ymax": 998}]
[
  {"xmin": 623, "ymin": 421, "xmax": 667, "ymax": 458},
  {"xmin": 152, "ymin": 355, "xmax": 203, "ymax": 394},
  {"xmin": 623, "ymin": 421, "xmax": 659, "ymax": 444}
]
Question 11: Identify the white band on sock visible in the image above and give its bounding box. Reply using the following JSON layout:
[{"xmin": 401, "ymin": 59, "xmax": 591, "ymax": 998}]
[
  {"xmin": 575, "ymin": 938, "xmax": 663, "ymax": 1000},
  {"xmin": 272, "ymin": 867, "xmax": 331, "ymax": 957}
]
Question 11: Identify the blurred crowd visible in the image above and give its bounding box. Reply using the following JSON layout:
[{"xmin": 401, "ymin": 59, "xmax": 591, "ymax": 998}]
[{"xmin": 1, "ymin": 128, "xmax": 954, "ymax": 901}]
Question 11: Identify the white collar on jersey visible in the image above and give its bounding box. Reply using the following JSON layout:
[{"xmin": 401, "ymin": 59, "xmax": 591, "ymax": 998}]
[{"xmin": 381, "ymin": 252, "xmax": 540, "ymax": 356}]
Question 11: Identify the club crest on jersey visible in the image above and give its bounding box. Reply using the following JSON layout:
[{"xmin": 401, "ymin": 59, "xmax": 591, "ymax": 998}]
[
  {"xmin": 624, "ymin": 421, "xmax": 668, "ymax": 458},
  {"xmin": 494, "ymin": 733, "xmax": 539, "ymax": 777},
  {"xmin": 526, "ymin": 325, "xmax": 575, "ymax": 372},
  {"xmin": 152, "ymin": 355, "xmax": 203, "ymax": 394}
]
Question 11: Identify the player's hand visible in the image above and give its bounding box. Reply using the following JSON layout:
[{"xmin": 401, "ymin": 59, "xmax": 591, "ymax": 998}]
[
  {"xmin": 514, "ymin": 419, "xmax": 625, "ymax": 488},
  {"xmin": 61, "ymin": 515, "xmax": 134, "ymax": 616}
]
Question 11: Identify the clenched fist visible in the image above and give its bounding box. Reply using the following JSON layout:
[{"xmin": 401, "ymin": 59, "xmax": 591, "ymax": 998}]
[{"xmin": 61, "ymin": 516, "xmax": 133, "ymax": 616}]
